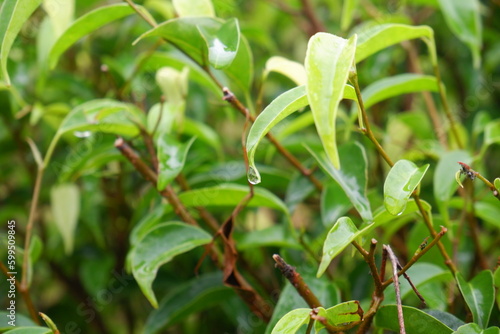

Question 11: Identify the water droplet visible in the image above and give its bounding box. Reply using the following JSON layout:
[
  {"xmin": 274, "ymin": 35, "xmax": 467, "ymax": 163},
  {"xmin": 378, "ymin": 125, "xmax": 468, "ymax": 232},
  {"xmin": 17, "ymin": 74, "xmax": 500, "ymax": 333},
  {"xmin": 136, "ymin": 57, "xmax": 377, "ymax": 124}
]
[
  {"xmin": 247, "ymin": 166, "xmax": 261, "ymax": 185},
  {"xmin": 74, "ymin": 130, "xmax": 92, "ymax": 138}
]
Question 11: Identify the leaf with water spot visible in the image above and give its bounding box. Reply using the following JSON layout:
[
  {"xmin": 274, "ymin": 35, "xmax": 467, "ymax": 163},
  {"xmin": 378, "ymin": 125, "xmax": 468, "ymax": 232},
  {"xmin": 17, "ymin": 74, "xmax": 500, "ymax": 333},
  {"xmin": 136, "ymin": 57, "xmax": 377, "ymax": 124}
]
[
  {"xmin": 157, "ymin": 135, "xmax": 196, "ymax": 190},
  {"xmin": 384, "ymin": 159, "xmax": 429, "ymax": 216},
  {"xmin": 198, "ymin": 18, "xmax": 240, "ymax": 69}
]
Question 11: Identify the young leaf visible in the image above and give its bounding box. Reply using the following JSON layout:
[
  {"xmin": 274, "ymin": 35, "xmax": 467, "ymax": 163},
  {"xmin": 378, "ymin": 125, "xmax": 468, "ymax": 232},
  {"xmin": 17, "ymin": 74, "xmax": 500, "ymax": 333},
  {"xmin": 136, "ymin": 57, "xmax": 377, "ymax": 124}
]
[
  {"xmin": 356, "ymin": 24, "xmax": 435, "ymax": 64},
  {"xmin": 437, "ymin": 0, "xmax": 482, "ymax": 68},
  {"xmin": 0, "ymin": 0, "xmax": 42, "ymax": 85},
  {"xmin": 198, "ymin": 18, "xmax": 240, "ymax": 69},
  {"xmin": 433, "ymin": 150, "xmax": 470, "ymax": 204},
  {"xmin": 172, "ymin": 0, "xmax": 215, "ymax": 17},
  {"xmin": 315, "ymin": 301, "xmax": 363, "ymax": 332},
  {"xmin": 270, "ymin": 308, "xmax": 310, "ymax": 334},
  {"xmin": 455, "ymin": 270, "xmax": 495, "ymax": 329},
  {"xmin": 263, "ymin": 56, "xmax": 307, "ymax": 86},
  {"xmin": 48, "ymin": 4, "xmax": 138, "ymax": 69},
  {"xmin": 306, "ymin": 142, "xmax": 372, "ymax": 223},
  {"xmin": 384, "ymin": 159, "xmax": 429, "ymax": 216},
  {"xmin": 362, "ymin": 74, "xmax": 439, "ymax": 109},
  {"xmin": 143, "ymin": 272, "xmax": 232, "ymax": 334},
  {"xmin": 156, "ymin": 67, "xmax": 189, "ymax": 106},
  {"xmin": 50, "ymin": 183, "xmax": 80, "ymax": 254},
  {"xmin": 156, "ymin": 135, "xmax": 196, "ymax": 190},
  {"xmin": 130, "ymin": 222, "xmax": 212, "ymax": 308},
  {"xmin": 305, "ymin": 32, "xmax": 357, "ymax": 169},
  {"xmin": 375, "ymin": 305, "xmax": 453, "ymax": 333},
  {"xmin": 246, "ymin": 86, "xmax": 308, "ymax": 184}
]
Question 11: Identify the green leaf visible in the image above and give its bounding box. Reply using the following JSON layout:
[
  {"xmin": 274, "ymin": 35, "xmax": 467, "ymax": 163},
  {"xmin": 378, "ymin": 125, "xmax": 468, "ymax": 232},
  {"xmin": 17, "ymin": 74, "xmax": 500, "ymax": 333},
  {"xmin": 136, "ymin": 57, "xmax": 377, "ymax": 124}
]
[
  {"xmin": 384, "ymin": 159, "xmax": 429, "ymax": 216},
  {"xmin": 263, "ymin": 56, "xmax": 307, "ymax": 86},
  {"xmin": 130, "ymin": 222, "xmax": 212, "ymax": 308},
  {"xmin": 315, "ymin": 301, "xmax": 363, "ymax": 332},
  {"xmin": 156, "ymin": 66, "xmax": 189, "ymax": 106},
  {"xmin": 307, "ymin": 142, "xmax": 372, "ymax": 222},
  {"xmin": 340, "ymin": 0, "xmax": 359, "ymax": 31},
  {"xmin": 221, "ymin": 34, "xmax": 253, "ymax": 93},
  {"xmin": 455, "ymin": 270, "xmax": 495, "ymax": 329},
  {"xmin": 434, "ymin": 150, "xmax": 471, "ymax": 204},
  {"xmin": 199, "ymin": 18, "xmax": 240, "ymax": 69},
  {"xmin": 156, "ymin": 135, "xmax": 196, "ymax": 190},
  {"xmin": 484, "ymin": 120, "xmax": 500, "ymax": 147},
  {"xmin": 270, "ymin": 308, "xmax": 310, "ymax": 334},
  {"xmin": 4, "ymin": 328, "xmax": 52, "ymax": 334},
  {"xmin": 437, "ymin": 0, "xmax": 482, "ymax": 68},
  {"xmin": 246, "ymin": 86, "xmax": 308, "ymax": 184},
  {"xmin": 172, "ymin": 0, "xmax": 215, "ymax": 17},
  {"xmin": 234, "ymin": 225, "xmax": 301, "ymax": 250},
  {"xmin": 317, "ymin": 217, "xmax": 358, "ymax": 277},
  {"xmin": 375, "ymin": 305, "xmax": 453, "ymax": 333},
  {"xmin": 0, "ymin": 312, "xmax": 38, "ymax": 330},
  {"xmin": 144, "ymin": 272, "xmax": 232, "ymax": 334},
  {"xmin": 177, "ymin": 183, "xmax": 289, "ymax": 214},
  {"xmin": 356, "ymin": 24, "xmax": 435, "ymax": 64},
  {"xmin": 0, "ymin": 0, "xmax": 42, "ymax": 85},
  {"xmin": 50, "ymin": 183, "xmax": 80, "ymax": 254},
  {"xmin": 362, "ymin": 74, "xmax": 439, "ymax": 109},
  {"xmin": 321, "ymin": 181, "xmax": 352, "ymax": 227},
  {"xmin": 453, "ymin": 324, "xmax": 500, "ymax": 334},
  {"xmin": 48, "ymin": 4, "xmax": 137, "ymax": 69},
  {"xmin": 305, "ymin": 32, "xmax": 357, "ymax": 169},
  {"xmin": 183, "ymin": 118, "xmax": 222, "ymax": 158},
  {"xmin": 494, "ymin": 178, "xmax": 500, "ymax": 192}
]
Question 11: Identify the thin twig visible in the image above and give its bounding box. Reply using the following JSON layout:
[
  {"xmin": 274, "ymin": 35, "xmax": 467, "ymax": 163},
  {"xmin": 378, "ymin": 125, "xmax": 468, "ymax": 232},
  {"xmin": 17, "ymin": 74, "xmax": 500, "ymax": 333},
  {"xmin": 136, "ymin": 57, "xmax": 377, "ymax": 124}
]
[
  {"xmin": 352, "ymin": 239, "xmax": 383, "ymax": 291},
  {"xmin": 384, "ymin": 245, "xmax": 406, "ymax": 334},
  {"xmin": 299, "ymin": 0, "xmax": 326, "ymax": 35}
]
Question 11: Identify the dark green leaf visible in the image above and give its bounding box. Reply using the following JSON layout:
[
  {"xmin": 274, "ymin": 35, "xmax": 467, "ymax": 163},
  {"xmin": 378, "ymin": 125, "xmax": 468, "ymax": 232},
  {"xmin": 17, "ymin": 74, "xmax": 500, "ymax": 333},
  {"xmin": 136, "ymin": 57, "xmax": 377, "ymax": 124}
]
[
  {"xmin": 321, "ymin": 181, "xmax": 352, "ymax": 227},
  {"xmin": 375, "ymin": 305, "xmax": 453, "ymax": 333},
  {"xmin": 305, "ymin": 32, "xmax": 357, "ymax": 169},
  {"xmin": 234, "ymin": 225, "xmax": 300, "ymax": 250},
  {"xmin": 157, "ymin": 135, "xmax": 196, "ymax": 190},
  {"xmin": 130, "ymin": 222, "xmax": 212, "ymax": 308},
  {"xmin": 456, "ymin": 270, "xmax": 495, "ymax": 328},
  {"xmin": 199, "ymin": 18, "xmax": 240, "ymax": 69}
]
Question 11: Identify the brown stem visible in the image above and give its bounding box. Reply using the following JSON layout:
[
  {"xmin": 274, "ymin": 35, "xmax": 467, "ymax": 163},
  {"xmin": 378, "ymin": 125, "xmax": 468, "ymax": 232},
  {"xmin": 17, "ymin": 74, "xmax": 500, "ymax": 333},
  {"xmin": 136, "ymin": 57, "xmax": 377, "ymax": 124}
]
[
  {"xmin": 299, "ymin": 0, "xmax": 326, "ymax": 35},
  {"xmin": 384, "ymin": 246, "xmax": 406, "ymax": 334},
  {"xmin": 352, "ymin": 239, "xmax": 383, "ymax": 291}
]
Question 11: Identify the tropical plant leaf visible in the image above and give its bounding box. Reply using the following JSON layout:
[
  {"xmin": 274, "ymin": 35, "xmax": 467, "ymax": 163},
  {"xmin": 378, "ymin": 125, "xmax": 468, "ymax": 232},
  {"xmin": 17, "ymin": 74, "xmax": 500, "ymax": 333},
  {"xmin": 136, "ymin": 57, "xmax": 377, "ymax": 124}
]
[
  {"xmin": 456, "ymin": 270, "xmax": 495, "ymax": 329},
  {"xmin": 198, "ymin": 18, "xmax": 240, "ymax": 69},
  {"xmin": 156, "ymin": 135, "xmax": 196, "ymax": 190},
  {"xmin": 270, "ymin": 308, "xmax": 310, "ymax": 334},
  {"xmin": 375, "ymin": 305, "xmax": 453, "ymax": 333}
]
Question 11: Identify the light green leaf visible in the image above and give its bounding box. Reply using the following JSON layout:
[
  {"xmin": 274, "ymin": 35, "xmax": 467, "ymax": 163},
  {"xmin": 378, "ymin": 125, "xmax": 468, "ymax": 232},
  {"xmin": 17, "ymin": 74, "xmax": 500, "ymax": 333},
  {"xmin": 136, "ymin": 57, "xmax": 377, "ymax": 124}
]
[
  {"xmin": 315, "ymin": 301, "xmax": 363, "ymax": 332},
  {"xmin": 199, "ymin": 18, "xmax": 240, "ymax": 69},
  {"xmin": 384, "ymin": 159, "xmax": 429, "ymax": 216},
  {"xmin": 156, "ymin": 66, "xmax": 189, "ymax": 106},
  {"xmin": 437, "ymin": 0, "xmax": 482, "ymax": 68},
  {"xmin": 341, "ymin": 0, "xmax": 359, "ymax": 31},
  {"xmin": 0, "ymin": 0, "xmax": 42, "ymax": 85},
  {"xmin": 178, "ymin": 183, "xmax": 288, "ymax": 214},
  {"xmin": 172, "ymin": 0, "xmax": 215, "ymax": 17},
  {"xmin": 495, "ymin": 178, "xmax": 500, "ymax": 192},
  {"xmin": 434, "ymin": 150, "xmax": 471, "ymax": 204},
  {"xmin": 375, "ymin": 305, "xmax": 453, "ymax": 333},
  {"xmin": 356, "ymin": 24, "xmax": 435, "ymax": 64},
  {"xmin": 131, "ymin": 222, "xmax": 212, "ymax": 308},
  {"xmin": 246, "ymin": 86, "xmax": 308, "ymax": 185},
  {"xmin": 453, "ymin": 324, "xmax": 500, "ymax": 334},
  {"xmin": 456, "ymin": 270, "xmax": 495, "ymax": 329},
  {"xmin": 144, "ymin": 272, "xmax": 232, "ymax": 334},
  {"xmin": 50, "ymin": 183, "xmax": 80, "ymax": 254},
  {"xmin": 307, "ymin": 142, "xmax": 372, "ymax": 222},
  {"xmin": 305, "ymin": 32, "xmax": 357, "ymax": 169},
  {"xmin": 263, "ymin": 56, "xmax": 307, "ymax": 86},
  {"xmin": 484, "ymin": 120, "xmax": 500, "ymax": 147},
  {"xmin": 48, "ymin": 4, "xmax": 137, "ymax": 69},
  {"xmin": 42, "ymin": 0, "xmax": 74, "ymax": 38},
  {"xmin": 362, "ymin": 74, "xmax": 438, "ymax": 109},
  {"xmin": 156, "ymin": 135, "xmax": 196, "ymax": 190},
  {"xmin": 271, "ymin": 308, "xmax": 310, "ymax": 334},
  {"xmin": 4, "ymin": 327, "xmax": 52, "ymax": 334}
]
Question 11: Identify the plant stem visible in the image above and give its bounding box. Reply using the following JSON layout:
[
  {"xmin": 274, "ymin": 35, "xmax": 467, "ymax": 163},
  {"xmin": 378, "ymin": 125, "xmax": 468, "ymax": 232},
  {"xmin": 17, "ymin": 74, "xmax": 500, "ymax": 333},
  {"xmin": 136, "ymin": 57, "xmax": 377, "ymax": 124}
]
[
  {"xmin": 384, "ymin": 245, "xmax": 406, "ymax": 334},
  {"xmin": 352, "ymin": 240, "xmax": 383, "ymax": 291}
]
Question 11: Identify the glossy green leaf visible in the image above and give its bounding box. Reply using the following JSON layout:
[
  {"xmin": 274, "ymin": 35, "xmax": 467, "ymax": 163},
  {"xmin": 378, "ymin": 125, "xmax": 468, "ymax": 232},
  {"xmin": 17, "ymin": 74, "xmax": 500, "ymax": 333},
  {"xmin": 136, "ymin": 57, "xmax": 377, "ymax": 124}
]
[
  {"xmin": 453, "ymin": 324, "xmax": 500, "ymax": 334},
  {"xmin": 221, "ymin": 34, "xmax": 253, "ymax": 93},
  {"xmin": 495, "ymin": 178, "xmax": 500, "ymax": 192},
  {"xmin": 49, "ymin": 4, "xmax": 137, "ymax": 69},
  {"xmin": 362, "ymin": 74, "xmax": 438, "ymax": 109},
  {"xmin": 307, "ymin": 142, "xmax": 372, "ymax": 222},
  {"xmin": 437, "ymin": 0, "xmax": 482, "ymax": 68},
  {"xmin": 356, "ymin": 24, "xmax": 435, "ymax": 64},
  {"xmin": 0, "ymin": 0, "xmax": 42, "ymax": 85},
  {"xmin": 384, "ymin": 159, "xmax": 429, "ymax": 216},
  {"xmin": 144, "ymin": 272, "xmax": 232, "ymax": 334},
  {"xmin": 270, "ymin": 308, "xmax": 310, "ymax": 334},
  {"xmin": 315, "ymin": 301, "xmax": 363, "ymax": 332},
  {"xmin": 156, "ymin": 136, "xmax": 196, "ymax": 190},
  {"xmin": 4, "ymin": 327, "xmax": 52, "ymax": 334},
  {"xmin": 50, "ymin": 183, "xmax": 80, "ymax": 254},
  {"xmin": 434, "ymin": 150, "xmax": 470, "ymax": 204},
  {"xmin": 425, "ymin": 310, "xmax": 465, "ymax": 331},
  {"xmin": 234, "ymin": 225, "xmax": 300, "ymax": 250},
  {"xmin": 263, "ymin": 56, "xmax": 307, "ymax": 86},
  {"xmin": 178, "ymin": 183, "xmax": 288, "ymax": 214},
  {"xmin": 321, "ymin": 181, "xmax": 352, "ymax": 227},
  {"xmin": 199, "ymin": 18, "xmax": 240, "ymax": 69},
  {"xmin": 130, "ymin": 222, "xmax": 212, "ymax": 308},
  {"xmin": 455, "ymin": 270, "xmax": 495, "ymax": 328},
  {"xmin": 305, "ymin": 32, "xmax": 357, "ymax": 169},
  {"xmin": 246, "ymin": 86, "xmax": 308, "ymax": 184},
  {"xmin": 375, "ymin": 305, "xmax": 453, "ymax": 333},
  {"xmin": 172, "ymin": 0, "xmax": 215, "ymax": 17}
]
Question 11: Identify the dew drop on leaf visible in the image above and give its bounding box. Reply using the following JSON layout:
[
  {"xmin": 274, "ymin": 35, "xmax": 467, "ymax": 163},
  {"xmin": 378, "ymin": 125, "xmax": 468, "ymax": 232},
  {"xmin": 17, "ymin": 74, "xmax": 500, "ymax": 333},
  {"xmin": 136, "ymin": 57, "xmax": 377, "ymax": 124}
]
[{"xmin": 247, "ymin": 166, "xmax": 261, "ymax": 185}]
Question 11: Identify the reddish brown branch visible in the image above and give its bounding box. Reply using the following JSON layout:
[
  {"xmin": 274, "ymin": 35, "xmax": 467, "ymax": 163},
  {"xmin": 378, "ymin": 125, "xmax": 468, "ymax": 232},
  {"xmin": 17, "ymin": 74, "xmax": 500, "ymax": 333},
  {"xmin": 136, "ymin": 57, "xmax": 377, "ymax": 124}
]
[{"xmin": 384, "ymin": 245, "xmax": 406, "ymax": 334}]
